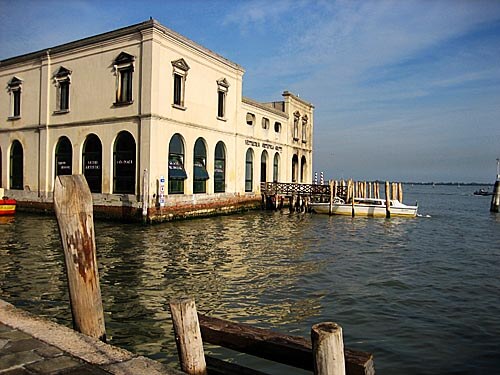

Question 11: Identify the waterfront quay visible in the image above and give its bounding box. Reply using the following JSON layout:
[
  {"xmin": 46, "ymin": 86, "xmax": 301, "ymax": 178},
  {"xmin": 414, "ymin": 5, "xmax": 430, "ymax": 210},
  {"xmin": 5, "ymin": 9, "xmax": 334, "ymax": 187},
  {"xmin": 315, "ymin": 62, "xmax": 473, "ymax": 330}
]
[{"xmin": 0, "ymin": 299, "xmax": 183, "ymax": 375}]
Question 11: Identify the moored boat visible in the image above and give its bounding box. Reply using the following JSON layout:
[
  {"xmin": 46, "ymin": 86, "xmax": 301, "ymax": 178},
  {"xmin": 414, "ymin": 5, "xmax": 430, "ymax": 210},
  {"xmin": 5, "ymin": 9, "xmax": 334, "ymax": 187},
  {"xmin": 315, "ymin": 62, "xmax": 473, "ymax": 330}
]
[
  {"xmin": 310, "ymin": 197, "xmax": 418, "ymax": 218},
  {"xmin": 0, "ymin": 188, "xmax": 16, "ymax": 216},
  {"xmin": 0, "ymin": 198, "xmax": 16, "ymax": 216}
]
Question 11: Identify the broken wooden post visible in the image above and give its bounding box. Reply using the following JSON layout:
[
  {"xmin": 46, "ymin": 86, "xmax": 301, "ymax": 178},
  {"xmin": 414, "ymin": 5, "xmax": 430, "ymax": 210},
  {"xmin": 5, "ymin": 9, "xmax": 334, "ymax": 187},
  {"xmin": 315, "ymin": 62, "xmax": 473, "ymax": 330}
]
[
  {"xmin": 169, "ymin": 297, "xmax": 207, "ymax": 375},
  {"xmin": 312, "ymin": 322, "xmax": 346, "ymax": 375},
  {"xmin": 385, "ymin": 181, "xmax": 391, "ymax": 218},
  {"xmin": 53, "ymin": 175, "xmax": 106, "ymax": 342}
]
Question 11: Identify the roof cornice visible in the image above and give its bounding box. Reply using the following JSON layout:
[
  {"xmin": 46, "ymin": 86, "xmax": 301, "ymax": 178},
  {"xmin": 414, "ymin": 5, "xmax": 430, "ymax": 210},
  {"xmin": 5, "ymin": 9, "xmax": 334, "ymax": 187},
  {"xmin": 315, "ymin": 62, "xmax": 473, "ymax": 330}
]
[{"xmin": 0, "ymin": 19, "xmax": 244, "ymax": 73}]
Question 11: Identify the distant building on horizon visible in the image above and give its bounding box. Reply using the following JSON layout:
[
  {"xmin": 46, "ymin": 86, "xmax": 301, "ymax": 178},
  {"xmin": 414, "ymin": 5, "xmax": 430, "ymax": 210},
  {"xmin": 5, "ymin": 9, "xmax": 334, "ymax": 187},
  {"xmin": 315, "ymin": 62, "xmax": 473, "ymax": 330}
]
[{"xmin": 0, "ymin": 19, "xmax": 314, "ymax": 221}]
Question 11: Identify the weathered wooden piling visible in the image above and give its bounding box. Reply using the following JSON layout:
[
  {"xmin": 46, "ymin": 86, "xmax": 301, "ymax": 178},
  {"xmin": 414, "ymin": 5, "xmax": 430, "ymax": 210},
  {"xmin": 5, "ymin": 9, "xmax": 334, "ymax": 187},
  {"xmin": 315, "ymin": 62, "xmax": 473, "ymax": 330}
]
[
  {"xmin": 53, "ymin": 175, "xmax": 106, "ymax": 342},
  {"xmin": 491, "ymin": 180, "xmax": 500, "ymax": 213},
  {"xmin": 385, "ymin": 181, "xmax": 391, "ymax": 218},
  {"xmin": 491, "ymin": 159, "xmax": 500, "ymax": 213},
  {"xmin": 312, "ymin": 322, "xmax": 346, "ymax": 375},
  {"xmin": 169, "ymin": 297, "xmax": 207, "ymax": 375},
  {"xmin": 329, "ymin": 180, "xmax": 334, "ymax": 215},
  {"xmin": 351, "ymin": 183, "xmax": 355, "ymax": 217},
  {"xmin": 142, "ymin": 169, "xmax": 149, "ymax": 223}
]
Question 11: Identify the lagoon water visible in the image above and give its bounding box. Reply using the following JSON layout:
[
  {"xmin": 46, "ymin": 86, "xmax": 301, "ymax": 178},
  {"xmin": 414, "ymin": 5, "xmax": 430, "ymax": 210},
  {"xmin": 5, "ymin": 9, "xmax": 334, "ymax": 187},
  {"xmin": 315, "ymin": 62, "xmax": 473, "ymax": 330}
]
[{"xmin": 1, "ymin": 185, "xmax": 499, "ymax": 374}]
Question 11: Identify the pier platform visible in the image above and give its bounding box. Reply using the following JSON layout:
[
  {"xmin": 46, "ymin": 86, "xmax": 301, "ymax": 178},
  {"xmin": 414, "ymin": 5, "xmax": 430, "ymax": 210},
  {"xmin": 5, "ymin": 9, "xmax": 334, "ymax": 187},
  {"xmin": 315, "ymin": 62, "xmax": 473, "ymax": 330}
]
[{"xmin": 0, "ymin": 299, "xmax": 183, "ymax": 375}]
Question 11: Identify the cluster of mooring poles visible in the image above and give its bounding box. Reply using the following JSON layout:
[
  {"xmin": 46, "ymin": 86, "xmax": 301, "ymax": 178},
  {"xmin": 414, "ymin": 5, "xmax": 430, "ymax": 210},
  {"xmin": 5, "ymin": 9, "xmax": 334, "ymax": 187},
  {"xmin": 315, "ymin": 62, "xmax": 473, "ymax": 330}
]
[
  {"xmin": 329, "ymin": 180, "xmax": 403, "ymax": 201},
  {"xmin": 54, "ymin": 175, "xmax": 375, "ymax": 375}
]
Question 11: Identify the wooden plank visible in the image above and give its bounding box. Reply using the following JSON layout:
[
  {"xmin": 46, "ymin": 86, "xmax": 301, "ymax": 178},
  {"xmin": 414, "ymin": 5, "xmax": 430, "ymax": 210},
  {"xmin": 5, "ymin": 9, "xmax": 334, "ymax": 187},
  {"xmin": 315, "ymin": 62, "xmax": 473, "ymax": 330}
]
[
  {"xmin": 198, "ymin": 314, "xmax": 374, "ymax": 375},
  {"xmin": 53, "ymin": 175, "xmax": 106, "ymax": 342}
]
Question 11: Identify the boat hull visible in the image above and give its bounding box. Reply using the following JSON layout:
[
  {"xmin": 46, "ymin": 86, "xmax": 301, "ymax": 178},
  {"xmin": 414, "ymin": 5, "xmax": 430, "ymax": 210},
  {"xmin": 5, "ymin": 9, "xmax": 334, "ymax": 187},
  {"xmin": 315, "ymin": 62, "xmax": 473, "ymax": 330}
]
[
  {"xmin": 0, "ymin": 199, "xmax": 17, "ymax": 216},
  {"xmin": 310, "ymin": 202, "xmax": 417, "ymax": 217}
]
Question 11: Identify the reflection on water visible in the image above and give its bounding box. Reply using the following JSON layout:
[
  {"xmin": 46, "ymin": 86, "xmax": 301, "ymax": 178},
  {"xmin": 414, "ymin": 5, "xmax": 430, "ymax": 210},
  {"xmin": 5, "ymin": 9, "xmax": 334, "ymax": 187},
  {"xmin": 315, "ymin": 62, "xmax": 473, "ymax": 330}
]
[{"xmin": 1, "ymin": 185, "xmax": 500, "ymax": 374}]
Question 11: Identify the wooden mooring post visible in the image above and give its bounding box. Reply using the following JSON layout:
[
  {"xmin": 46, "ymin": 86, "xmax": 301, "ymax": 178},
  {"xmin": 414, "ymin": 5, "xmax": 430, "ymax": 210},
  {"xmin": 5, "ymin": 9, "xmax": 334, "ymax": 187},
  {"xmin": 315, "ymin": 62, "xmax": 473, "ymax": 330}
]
[
  {"xmin": 491, "ymin": 159, "xmax": 500, "ymax": 213},
  {"xmin": 53, "ymin": 175, "xmax": 106, "ymax": 342},
  {"xmin": 312, "ymin": 322, "xmax": 346, "ymax": 375},
  {"xmin": 169, "ymin": 297, "xmax": 207, "ymax": 375},
  {"xmin": 385, "ymin": 181, "xmax": 391, "ymax": 218}
]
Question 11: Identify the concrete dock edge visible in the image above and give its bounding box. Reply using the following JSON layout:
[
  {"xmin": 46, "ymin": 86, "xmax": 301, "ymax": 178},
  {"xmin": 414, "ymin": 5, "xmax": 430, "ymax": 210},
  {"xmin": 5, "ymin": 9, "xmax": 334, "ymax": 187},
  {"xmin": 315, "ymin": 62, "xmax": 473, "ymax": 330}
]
[{"xmin": 0, "ymin": 299, "xmax": 183, "ymax": 374}]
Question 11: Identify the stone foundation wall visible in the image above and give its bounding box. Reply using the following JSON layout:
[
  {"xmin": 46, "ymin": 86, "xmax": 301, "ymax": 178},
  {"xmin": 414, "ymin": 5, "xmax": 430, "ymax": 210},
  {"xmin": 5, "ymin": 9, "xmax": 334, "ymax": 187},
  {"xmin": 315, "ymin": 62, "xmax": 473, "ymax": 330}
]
[{"xmin": 16, "ymin": 192, "xmax": 262, "ymax": 222}]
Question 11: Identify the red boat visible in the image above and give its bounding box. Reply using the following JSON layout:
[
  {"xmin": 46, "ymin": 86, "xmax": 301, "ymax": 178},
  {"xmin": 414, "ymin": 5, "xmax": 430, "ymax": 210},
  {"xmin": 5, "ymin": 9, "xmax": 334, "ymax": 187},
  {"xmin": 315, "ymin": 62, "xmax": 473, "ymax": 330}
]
[{"xmin": 0, "ymin": 198, "xmax": 16, "ymax": 216}]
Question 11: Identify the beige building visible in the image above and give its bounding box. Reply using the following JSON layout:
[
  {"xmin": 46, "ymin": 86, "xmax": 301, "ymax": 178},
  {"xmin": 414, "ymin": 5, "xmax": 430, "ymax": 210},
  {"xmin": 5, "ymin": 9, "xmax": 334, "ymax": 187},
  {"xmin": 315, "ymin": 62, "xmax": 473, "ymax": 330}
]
[{"xmin": 0, "ymin": 19, "xmax": 314, "ymax": 221}]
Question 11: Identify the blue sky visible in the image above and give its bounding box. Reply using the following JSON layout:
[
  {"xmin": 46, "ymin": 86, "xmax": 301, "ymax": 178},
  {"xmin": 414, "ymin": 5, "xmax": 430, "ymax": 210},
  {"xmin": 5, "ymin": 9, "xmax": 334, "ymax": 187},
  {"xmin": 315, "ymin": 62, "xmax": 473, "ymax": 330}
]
[{"xmin": 1, "ymin": 0, "xmax": 499, "ymax": 183}]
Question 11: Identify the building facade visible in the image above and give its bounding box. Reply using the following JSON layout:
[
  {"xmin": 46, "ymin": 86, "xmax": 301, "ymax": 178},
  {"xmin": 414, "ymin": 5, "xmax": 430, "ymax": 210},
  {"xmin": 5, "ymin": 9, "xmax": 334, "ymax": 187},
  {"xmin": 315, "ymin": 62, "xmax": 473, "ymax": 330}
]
[{"xmin": 0, "ymin": 19, "xmax": 314, "ymax": 221}]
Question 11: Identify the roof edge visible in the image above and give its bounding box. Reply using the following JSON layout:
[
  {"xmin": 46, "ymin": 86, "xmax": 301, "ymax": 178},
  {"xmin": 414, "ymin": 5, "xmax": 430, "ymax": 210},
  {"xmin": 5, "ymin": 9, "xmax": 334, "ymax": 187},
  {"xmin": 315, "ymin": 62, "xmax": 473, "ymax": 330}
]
[{"xmin": 0, "ymin": 19, "xmax": 244, "ymax": 73}]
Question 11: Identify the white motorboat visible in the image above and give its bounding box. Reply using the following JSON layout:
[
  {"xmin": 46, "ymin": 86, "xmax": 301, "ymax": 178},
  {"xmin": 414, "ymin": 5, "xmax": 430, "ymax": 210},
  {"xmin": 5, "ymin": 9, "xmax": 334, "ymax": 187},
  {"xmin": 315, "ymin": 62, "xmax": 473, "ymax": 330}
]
[{"xmin": 310, "ymin": 197, "xmax": 418, "ymax": 217}]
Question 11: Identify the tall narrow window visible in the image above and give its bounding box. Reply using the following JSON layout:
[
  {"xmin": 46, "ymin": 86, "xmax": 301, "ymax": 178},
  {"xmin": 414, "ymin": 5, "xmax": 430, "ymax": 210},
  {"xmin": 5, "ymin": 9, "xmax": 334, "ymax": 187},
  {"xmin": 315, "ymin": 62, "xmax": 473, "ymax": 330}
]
[
  {"xmin": 171, "ymin": 58, "xmax": 190, "ymax": 109},
  {"xmin": 214, "ymin": 141, "xmax": 226, "ymax": 193},
  {"xmin": 293, "ymin": 111, "xmax": 300, "ymax": 141},
  {"xmin": 8, "ymin": 77, "xmax": 22, "ymax": 119},
  {"xmin": 113, "ymin": 52, "xmax": 134, "ymax": 105},
  {"xmin": 217, "ymin": 78, "xmax": 229, "ymax": 119},
  {"xmin": 113, "ymin": 131, "xmax": 136, "ymax": 194},
  {"xmin": 273, "ymin": 153, "xmax": 280, "ymax": 182},
  {"xmin": 10, "ymin": 140, "xmax": 23, "ymax": 190},
  {"xmin": 83, "ymin": 134, "xmax": 102, "ymax": 193},
  {"xmin": 193, "ymin": 138, "xmax": 209, "ymax": 194},
  {"xmin": 302, "ymin": 115, "xmax": 308, "ymax": 143},
  {"xmin": 168, "ymin": 134, "xmax": 187, "ymax": 194},
  {"xmin": 55, "ymin": 136, "xmax": 72, "ymax": 176},
  {"xmin": 245, "ymin": 148, "xmax": 254, "ymax": 192},
  {"xmin": 261, "ymin": 150, "xmax": 268, "ymax": 183},
  {"xmin": 54, "ymin": 67, "xmax": 71, "ymax": 113}
]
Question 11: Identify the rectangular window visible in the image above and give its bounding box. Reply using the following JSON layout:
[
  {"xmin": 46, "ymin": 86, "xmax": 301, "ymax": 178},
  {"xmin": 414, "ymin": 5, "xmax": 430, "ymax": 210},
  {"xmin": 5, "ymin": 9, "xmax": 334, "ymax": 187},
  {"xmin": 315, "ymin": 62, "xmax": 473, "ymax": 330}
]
[
  {"xmin": 13, "ymin": 90, "xmax": 21, "ymax": 117},
  {"xmin": 217, "ymin": 90, "xmax": 225, "ymax": 118},
  {"xmin": 59, "ymin": 81, "xmax": 70, "ymax": 111},
  {"xmin": 245, "ymin": 161, "xmax": 253, "ymax": 192},
  {"xmin": 118, "ymin": 69, "xmax": 133, "ymax": 103},
  {"xmin": 173, "ymin": 73, "xmax": 183, "ymax": 106}
]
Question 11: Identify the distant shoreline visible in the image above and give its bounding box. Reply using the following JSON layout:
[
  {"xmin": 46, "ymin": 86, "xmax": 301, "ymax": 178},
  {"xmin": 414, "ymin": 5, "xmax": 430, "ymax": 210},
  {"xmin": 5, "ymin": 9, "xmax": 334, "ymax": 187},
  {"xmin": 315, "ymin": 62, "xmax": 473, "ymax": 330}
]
[{"xmin": 403, "ymin": 182, "xmax": 492, "ymax": 186}]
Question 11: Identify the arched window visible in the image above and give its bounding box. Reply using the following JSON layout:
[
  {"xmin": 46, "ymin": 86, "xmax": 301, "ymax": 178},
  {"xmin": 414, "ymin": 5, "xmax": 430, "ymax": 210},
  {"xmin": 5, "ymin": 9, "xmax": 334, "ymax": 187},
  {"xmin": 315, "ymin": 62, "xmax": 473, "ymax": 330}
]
[
  {"xmin": 292, "ymin": 154, "xmax": 299, "ymax": 183},
  {"xmin": 193, "ymin": 138, "xmax": 209, "ymax": 194},
  {"xmin": 301, "ymin": 156, "xmax": 307, "ymax": 183},
  {"xmin": 55, "ymin": 136, "xmax": 72, "ymax": 177},
  {"xmin": 214, "ymin": 141, "xmax": 226, "ymax": 193},
  {"xmin": 260, "ymin": 150, "xmax": 268, "ymax": 183},
  {"xmin": 113, "ymin": 131, "xmax": 136, "ymax": 194},
  {"xmin": 168, "ymin": 134, "xmax": 187, "ymax": 194},
  {"xmin": 83, "ymin": 134, "xmax": 102, "ymax": 193},
  {"xmin": 273, "ymin": 153, "xmax": 280, "ymax": 182},
  {"xmin": 245, "ymin": 148, "xmax": 254, "ymax": 192},
  {"xmin": 10, "ymin": 140, "xmax": 23, "ymax": 190}
]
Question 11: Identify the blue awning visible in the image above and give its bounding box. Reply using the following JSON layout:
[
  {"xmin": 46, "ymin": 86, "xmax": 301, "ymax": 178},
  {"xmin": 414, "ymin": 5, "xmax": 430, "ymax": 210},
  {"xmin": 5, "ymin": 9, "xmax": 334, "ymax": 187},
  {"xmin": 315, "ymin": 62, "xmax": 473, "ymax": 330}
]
[
  {"xmin": 169, "ymin": 167, "xmax": 187, "ymax": 180},
  {"xmin": 194, "ymin": 165, "xmax": 209, "ymax": 180}
]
